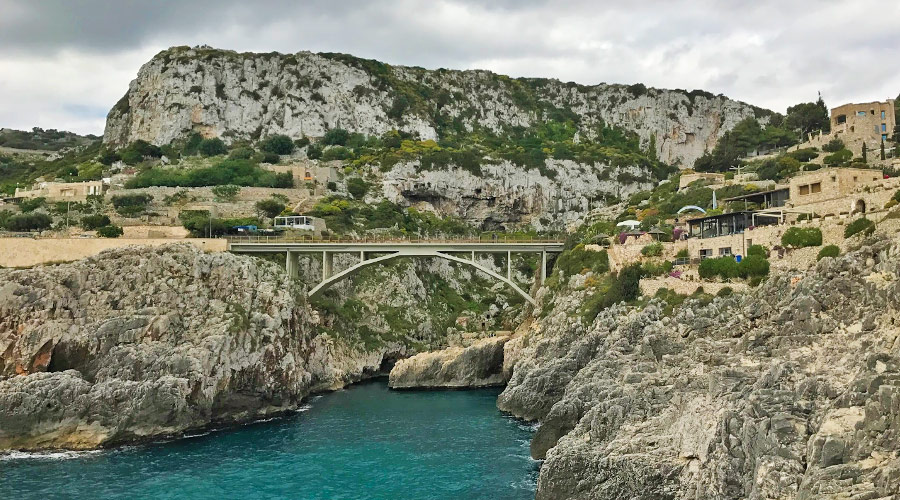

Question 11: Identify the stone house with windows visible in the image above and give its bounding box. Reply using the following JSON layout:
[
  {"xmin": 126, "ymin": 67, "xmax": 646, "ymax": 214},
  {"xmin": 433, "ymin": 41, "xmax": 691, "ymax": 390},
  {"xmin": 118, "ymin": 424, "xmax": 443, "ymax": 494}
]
[
  {"xmin": 795, "ymin": 99, "xmax": 896, "ymax": 157},
  {"xmin": 13, "ymin": 179, "xmax": 108, "ymax": 201}
]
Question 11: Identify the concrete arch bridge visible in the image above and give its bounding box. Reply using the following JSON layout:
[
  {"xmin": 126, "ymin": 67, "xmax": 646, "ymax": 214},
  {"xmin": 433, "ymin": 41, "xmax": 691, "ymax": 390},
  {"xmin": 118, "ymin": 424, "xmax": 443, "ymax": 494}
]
[{"xmin": 227, "ymin": 238, "xmax": 565, "ymax": 306}]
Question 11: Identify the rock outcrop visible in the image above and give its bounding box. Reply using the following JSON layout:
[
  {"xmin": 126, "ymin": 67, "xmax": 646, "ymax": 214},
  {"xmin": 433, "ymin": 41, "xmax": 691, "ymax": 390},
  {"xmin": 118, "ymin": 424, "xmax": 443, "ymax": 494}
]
[
  {"xmin": 500, "ymin": 238, "xmax": 900, "ymax": 499},
  {"xmin": 0, "ymin": 245, "xmax": 388, "ymax": 450},
  {"xmin": 388, "ymin": 336, "xmax": 510, "ymax": 389},
  {"xmin": 104, "ymin": 45, "xmax": 769, "ymax": 168}
]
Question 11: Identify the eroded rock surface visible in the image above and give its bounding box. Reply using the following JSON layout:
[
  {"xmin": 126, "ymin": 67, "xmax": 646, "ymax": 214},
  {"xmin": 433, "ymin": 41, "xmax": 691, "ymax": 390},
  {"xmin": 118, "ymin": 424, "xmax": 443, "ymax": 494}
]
[
  {"xmin": 105, "ymin": 46, "xmax": 767, "ymax": 168},
  {"xmin": 0, "ymin": 245, "xmax": 386, "ymax": 450},
  {"xmin": 501, "ymin": 239, "xmax": 900, "ymax": 499},
  {"xmin": 388, "ymin": 336, "xmax": 510, "ymax": 389}
]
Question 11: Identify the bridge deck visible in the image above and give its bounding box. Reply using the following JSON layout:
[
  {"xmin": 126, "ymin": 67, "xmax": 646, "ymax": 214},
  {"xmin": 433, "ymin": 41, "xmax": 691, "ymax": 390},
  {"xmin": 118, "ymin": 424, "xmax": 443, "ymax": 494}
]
[{"xmin": 227, "ymin": 236, "xmax": 565, "ymax": 253}]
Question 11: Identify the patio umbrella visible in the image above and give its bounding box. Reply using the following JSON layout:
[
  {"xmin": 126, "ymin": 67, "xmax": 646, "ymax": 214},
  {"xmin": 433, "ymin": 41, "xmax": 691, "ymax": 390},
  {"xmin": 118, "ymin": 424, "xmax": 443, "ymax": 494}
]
[{"xmin": 615, "ymin": 220, "xmax": 640, "ymax": 229}]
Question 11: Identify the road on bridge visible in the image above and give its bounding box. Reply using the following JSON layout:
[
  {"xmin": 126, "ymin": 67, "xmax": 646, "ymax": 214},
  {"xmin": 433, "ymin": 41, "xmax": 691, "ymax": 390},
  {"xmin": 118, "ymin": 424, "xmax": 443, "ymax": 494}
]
[{"xmin": 227, "ymin": 236, "xmax": 566, "ymax": 306}]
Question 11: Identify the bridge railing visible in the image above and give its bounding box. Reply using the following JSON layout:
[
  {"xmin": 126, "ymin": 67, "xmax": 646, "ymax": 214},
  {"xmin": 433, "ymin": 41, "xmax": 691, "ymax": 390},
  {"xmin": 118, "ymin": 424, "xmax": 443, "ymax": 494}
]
[{"xmin": 225, "ymin": 234, "xmax": 566, "ymax": 244}]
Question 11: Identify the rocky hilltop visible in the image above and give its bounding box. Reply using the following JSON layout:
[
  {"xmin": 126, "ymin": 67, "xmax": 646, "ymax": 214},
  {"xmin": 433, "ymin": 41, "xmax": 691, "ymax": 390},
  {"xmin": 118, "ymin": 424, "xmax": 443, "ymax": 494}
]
[
  {"xmin": 499, "ymin": 239, "xmax": 900, "ymax": 499},
  {"xmin": 104, "ymin": 46, "xmax": 769, "ymax": 168}
]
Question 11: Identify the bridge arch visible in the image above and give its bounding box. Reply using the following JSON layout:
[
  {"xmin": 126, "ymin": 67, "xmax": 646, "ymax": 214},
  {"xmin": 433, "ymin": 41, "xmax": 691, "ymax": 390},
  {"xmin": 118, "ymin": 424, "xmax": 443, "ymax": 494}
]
[{"xmin": 307, "ymin": 250, "xmax": 537, "ymax": 305}]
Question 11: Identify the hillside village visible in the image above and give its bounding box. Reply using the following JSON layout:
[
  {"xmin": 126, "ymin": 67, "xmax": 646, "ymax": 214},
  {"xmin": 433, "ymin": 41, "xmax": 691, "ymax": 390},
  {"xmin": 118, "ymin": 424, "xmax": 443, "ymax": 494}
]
[{"xmin": 1, "ymin": 93, "xmax": 900, "ymax": 305}]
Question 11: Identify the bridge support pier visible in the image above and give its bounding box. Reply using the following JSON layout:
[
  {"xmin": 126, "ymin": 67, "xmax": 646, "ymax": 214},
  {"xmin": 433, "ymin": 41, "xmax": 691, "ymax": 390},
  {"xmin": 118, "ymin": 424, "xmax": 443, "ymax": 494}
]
[
  {"xmin": 322, "ymin": 251, "xmax": 334, "ymax": 280},
  {"xmin": 285, "ymin": 250, "xmax": 299, "ymax": 278},
  {"xmin": 360, "ymin": 250, "xmax": 365, "ymax": 263},
  {"xmin": 540, "ymin": 251, "xmax": 547, "ymax": 284},
  {"xmin": 507, "ymin": 250, "xmax": 512, "ymax": 280},
  {"xmin": 471, "ymin": 250, "xmax": 475, "ymax": 262}
]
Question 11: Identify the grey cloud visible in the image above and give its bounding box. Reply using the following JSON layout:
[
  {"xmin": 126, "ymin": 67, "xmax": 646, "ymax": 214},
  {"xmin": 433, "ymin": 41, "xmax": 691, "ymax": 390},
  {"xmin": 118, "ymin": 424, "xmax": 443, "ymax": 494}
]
[{"xmin": 0, "ymin": 0, "xmax": 897, "ymax": 135}]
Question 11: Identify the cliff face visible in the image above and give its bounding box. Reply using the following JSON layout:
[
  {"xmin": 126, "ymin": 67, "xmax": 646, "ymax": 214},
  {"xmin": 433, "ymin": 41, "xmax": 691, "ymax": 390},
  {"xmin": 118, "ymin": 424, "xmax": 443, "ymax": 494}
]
[
  {"xmin": 0, "ymin": 245, "xmax": 383, "ymax": 450},
  {"xmin": 379, "ymin": 160, "xmax": 653, "ymax": 230},
  {"xmin": 104, "ymin": 46, "xmax": 768, "ymax": 168},
  {"xmin": 0, "ymin": 243, "xmax": 529, "ymax": 451},
  {"xmin": 500, "ymin": 239, "xmax": 900, "ymax": 499}
]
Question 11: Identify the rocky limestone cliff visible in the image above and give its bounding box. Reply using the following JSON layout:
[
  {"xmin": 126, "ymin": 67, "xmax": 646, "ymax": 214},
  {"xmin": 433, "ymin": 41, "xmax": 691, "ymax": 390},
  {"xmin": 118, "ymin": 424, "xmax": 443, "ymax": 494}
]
[
  {"xmin": 0, "ymin": 245, "xmax": 392, "ymax": 450},
  {"xmin": 104, "ymin": 45, "xmax": 769, "ymax": 168},
  {"xmin": 379, "ymin": 160, "xmax": 652, "ymax": 230},
  {"xmin": 388, "ymin": 336, "xmax": 510, "ymax": 389},
  {"xmin": 500, "ymin": 239, "xmax": 900, "ymax": 499}
]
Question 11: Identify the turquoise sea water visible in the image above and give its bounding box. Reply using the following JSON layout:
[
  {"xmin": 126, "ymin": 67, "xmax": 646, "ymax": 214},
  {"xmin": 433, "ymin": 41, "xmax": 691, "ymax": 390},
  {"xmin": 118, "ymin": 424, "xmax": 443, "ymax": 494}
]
[{"xmin": 0, "ymin": 381, "xmax": 538, "ymax": 500}]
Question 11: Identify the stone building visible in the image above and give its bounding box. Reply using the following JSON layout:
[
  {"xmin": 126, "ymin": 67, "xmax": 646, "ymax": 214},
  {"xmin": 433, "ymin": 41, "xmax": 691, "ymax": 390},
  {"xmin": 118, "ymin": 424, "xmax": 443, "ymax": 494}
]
[
  {"xmin": 13, "ymin": 179, "xmax": 108, "ymax": 201},
  {"xmin": 786, "ymin": 167, "xmax": 883, "ymax": 213},
  {"xmin": 796, "ymin": 99, "xmax": 896, "ymax": 156}
]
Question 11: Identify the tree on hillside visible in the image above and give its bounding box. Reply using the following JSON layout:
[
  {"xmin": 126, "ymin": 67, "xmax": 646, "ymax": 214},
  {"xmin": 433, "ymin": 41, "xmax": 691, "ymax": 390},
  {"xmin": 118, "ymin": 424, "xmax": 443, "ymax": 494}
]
[
  {"xmin": 255, "ymin": 198, "xmax": 286, "ymax": 220},
  {"xmin": 785, "ymin": 94, "xmax": 830, "ymax": 140},
  {"xmin": 198, "ymin": 138, "xmax": 227, "ymax": 157},
  {"xmin": 260, "ymin": 135, "xmax": 295, "ymax": 155}
]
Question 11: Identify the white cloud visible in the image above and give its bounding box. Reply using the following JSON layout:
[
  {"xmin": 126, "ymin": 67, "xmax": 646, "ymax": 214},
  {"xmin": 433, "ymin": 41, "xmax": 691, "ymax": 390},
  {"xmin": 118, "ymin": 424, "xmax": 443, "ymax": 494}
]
[{"xmin": 0, "ymin": 0, "xmax": 897, "ymax": 135}]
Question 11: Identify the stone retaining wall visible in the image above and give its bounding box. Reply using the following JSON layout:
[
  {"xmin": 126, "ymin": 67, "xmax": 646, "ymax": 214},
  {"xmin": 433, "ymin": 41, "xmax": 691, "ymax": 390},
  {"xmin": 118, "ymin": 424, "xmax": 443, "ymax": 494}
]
[
  {"xmin": 639, "ymin": 276, "xmax": 749, "ymax": 297},
  {"xmin": 0, "ymin": 238, "xmax": 227, "ymax": 268}
]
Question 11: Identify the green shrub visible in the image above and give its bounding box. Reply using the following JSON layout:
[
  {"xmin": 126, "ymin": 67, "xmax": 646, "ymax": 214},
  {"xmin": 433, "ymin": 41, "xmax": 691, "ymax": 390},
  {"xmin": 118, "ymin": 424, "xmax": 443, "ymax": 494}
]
[
  {"xmin": 555, "ymin": 245, "xmax": 609, "ymax": 276},
  {"xmin": 844, "ymin": 217, "xmax": 875, "ymax": 238},
  {"xmin": 96, "ymin": 225, "xmax": 124, "ymax": 238},
  {"xmin": 322, "ymin": 128, "xmax": 350, "ymax": 146},
  {"xmin": 255, "ymin": 198, "xmax": 286, "ymax": 220},
  {"xmin": 781, "ymin": 227, "xmax": 822, "ymax": 248},
  {"xmin": 716, "ymin": 287, "xmax": 733, "ymax": 297},
  {"xmin": 125, "ymin": 159, "xmax": 293, "ymax": 188},
  {"xmin": 699, "ymin": 255, "xmax": 768, "ymax": 280},
  {"xmin": 581, "ymin": 263, "xmax": 644, "ymax": 323},
  {"xmin": 640, "ymin": 242, "xmax": 663, "ymax": 257},
  {"xmin": 3, "ymin": 212, "xmax": 52, "ymax": 231},
  {"xmin": 641, "ymin": 260, "xmax": 673, "ymax": 276},
  {"xmin": 817, "ymin": 244, "xmax": 840, "ymax": 260},
  {"xmin": 746, "ymin": 244, "xmax": 768, "ymax": 257},
  {"xmin": 699, "ymin": 256, "xmax": 738, "ymax": 280},
  {"xmin": 322, "ymin": 146, "xmax": 353, "ymax": 161},
  {"xmin": 823, "ymin": 149, "xmax": 852, "ymax": 166},
  {"xmin": 18, "ymin": 197, "xmax": 46, "ymax": 213},
  {"xmin": 259, "ymin": 135, "xmax": 295, "ymax": 155},
  {"xmin": 198, "ymin": 138, "xmax": 227, "ymax": 157},
  {"xmin": 307, "ymin": 143, "xmax": 323, "ymax": 159},
  {"xmin": 294, "ymin": 137, "xmax": 311, "ymax": 148},
  {"xmin": 211, "ymin": 184, "xmax": 240, "ymax": 202},
  {"xmin": 327, "ymin": 181, "xmax": 337, "ymax": 191},
  {"xmin": 347, "ymin": 177, "xmax": 370, "ymax": 199},
  {"xmin": 111, "ymin": 193, "xmax": 153, "ymax": 217},
  {"xmin": 80, "ymin": 214, "xmax": 110, "ymax": 230},
  {"xmin": 675, "ymin": 248, "xmax": 689, "ymax": 259},
  {"xmin": 738, "ymin": 255, "xmax": 769, "ymax": 278},
  {"xmin": 785, "ymin": 148, "xmax": 818, "ymax": 162},
  {"xmin": 822, "ymin": 138, "xmax": 845, "ymax": 152},
  {"xmin": 228, "ymin": 147, "xmax": 255, "ymax": 160}
]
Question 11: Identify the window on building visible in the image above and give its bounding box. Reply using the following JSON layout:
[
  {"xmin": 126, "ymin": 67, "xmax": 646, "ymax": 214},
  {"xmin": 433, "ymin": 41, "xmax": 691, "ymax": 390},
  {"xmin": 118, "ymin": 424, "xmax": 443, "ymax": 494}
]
[
  {"xmin": 858, "ymin": 111, "xmax": 867, "ymax": 116},
  {"xmin": 870, "ymin": 109, "xmax": 875, "ymax": 115},
  {"xmin": 719, "ymin": 247, "xmax": 732, "ymax": 256},
  {"xmin": 884, "ymin": 134, "xmax": 889, "ymax": 141},
  {"xmin": 799, "ymin": 184, "xmax": 810, "ymax": 195},
  {"xmin": 810, "ymin": 182, "xmax": 821, "ymax": 193},
  {"xmin": 883, "ymin": 124, "xmax": 888, "ymax": 132},
  {"xmin": 882, "ymin": 111, "xmax": 886, "ymax": 119},
  {"xmin": 831, "ymin": 175, "xmax": 837, "ymax": 182},
  {"xmin": 853, "ymin": 176, "xmax": 858, "ymax": 182},
  {"xmin": 699, "ymin": 249, "xmax": 712, "ymax": 260}
]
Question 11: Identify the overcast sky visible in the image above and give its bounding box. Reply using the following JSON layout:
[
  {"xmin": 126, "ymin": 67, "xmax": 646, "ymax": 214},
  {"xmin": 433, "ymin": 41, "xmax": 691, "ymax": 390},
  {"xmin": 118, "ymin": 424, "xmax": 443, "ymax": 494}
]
[{"xmin": 1, "ymin": 0, "xmax": 898, "ymax": 136}]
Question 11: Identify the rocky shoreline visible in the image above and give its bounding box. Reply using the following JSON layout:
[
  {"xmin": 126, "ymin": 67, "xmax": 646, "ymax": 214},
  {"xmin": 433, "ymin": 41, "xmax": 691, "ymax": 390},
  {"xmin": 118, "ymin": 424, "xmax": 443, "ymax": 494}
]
[
  {"xmin": 498, "ymin": 237, "xmax": 900, "ymax": 499},
  {"xmin": 3, "ymin": 238, "xmax": 900, "ymax": 499},
  {"xmin": 0, "ymin": 244, "xmax": 395, "ymax": 450}
]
